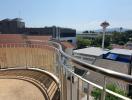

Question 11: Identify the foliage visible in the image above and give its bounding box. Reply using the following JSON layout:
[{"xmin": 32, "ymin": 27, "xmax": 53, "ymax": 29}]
[
  {"xmin": 91, "ymin": 30, "xmax": 132, "ymax": 48},
  {"xmin": 77, "ymin": 36, "xmax": 92, "ymax": 49},
  {"xmin": 91, "ymin": 35, "xmax": 111, "ymax": 48},
  {"xmin": 91, "ymin": 88, "xmax": 101, "ymax": 100},
  {"xmin": 111, "ymin": 30, "xmax": 132, "ymax": 44},
  {"xmin": 77, "ymin": 30, "xmax": 132, "ymax": 49},
  {"xmin": 91, "ymin": 83, "xmax": 126, "ymax": 100}
]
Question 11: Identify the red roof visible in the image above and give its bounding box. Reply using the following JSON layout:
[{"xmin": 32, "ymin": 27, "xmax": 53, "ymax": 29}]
[
  {"xmin": 0, "ymin": 34, "xmax": 25, "ymax": 43},
  {"xmin": 0, "ymin": 34, "xmax": 52, "ymax": 43},
  {"xmin": 27, "ymin": 36, "xmax": 52, "ymax": 41},
  {"xmin": 0, "ymin": 34, "xmax": 23, "ymax": 38}
]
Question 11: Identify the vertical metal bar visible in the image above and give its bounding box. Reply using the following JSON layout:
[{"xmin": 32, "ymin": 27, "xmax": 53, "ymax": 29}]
[
  {"xmin": 46, "ymin": 45, "xmax": 48, "ymax": 70},
  {"xmin": 59, "ymin": 54, "xmax": 61, "ymax": 80},
  {"xmin": 59, "ymin": 54, "xmax": 62, "ymax": 100},
  {"xmin": 77, "ymin": 78, "xmax": 80, "ymax": 100},
  {"xmin": 101, "ymin": 76, "xmax": 106, "ymax": 100},
  {"xmin": 61, "ymin": 66, "xmax": 64, "ymax": 100},
  {"xmin": 9, "ymin": 44, "xmax": 11, "ymax": 68},
  {"xmin": 0, "ymin": 44, "xmax": 1, "ymax": 69},
  {"xmin": 5, "ymin": 44, "xmax": 7, "ymax": 68},
  {"xmin": 36, "ymin": 44, "xmax": 38, "ymax": 67},
  {"xmin": 56, "ymin": 52, "xmax": 59, "ymax": 77},
  {"xmin": 16, "ymin": 43, "xmax": 19, "ymax": 67},
  {"xmin": 42, "ymin": 45, "xmax": 45, "ymax": 69},
  {"xmin": 70, "ymin": 73, "xmax": 72, "ymax": 100},
  {"xmin": 87, "ymin": 83, "xmax": 90, "ymax": 100},
  {"xmin": 60, "ymin": 65, "xmax": 62, "ymax": 100},
  {"xmin": 25, "ymin": 43, "xmax": 27, "ymax": 69},
  {"xmin": 26, "ymin": 44, "xmax": 28, "ymax": 68},
  {"xmin": 30, "ymin": 44, "xmax": 32, "ymax": 68},
  {"xmin": 65, "ymin": 68, "xmax": 67, "ymax": 100},
  {"xmin": 14, "ymin": 43, "xmax": 16, "ymax": 67},
  {"xmin": 12, "ymin": 43, "xmax": 13, "ymax": 67},
  {"xmin": 41, "ymin": 45, "xmax": 44, "ymax": 69},
  {"xmin": 28, "ymin": 44, "xmax": 30, "ymax": 68},
  {"xmin": 1, "ymin": 44, "xmax": 4, "ymax": 68}
]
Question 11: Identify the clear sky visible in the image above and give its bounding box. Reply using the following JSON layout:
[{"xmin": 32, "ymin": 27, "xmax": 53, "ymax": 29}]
[{"xmin": 0, "ymin": 0, "xmax": 132, "ymax": 31}]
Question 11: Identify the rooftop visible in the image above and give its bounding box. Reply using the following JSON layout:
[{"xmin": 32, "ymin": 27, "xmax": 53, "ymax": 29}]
[
  {"xmin": 74, "ymin": 47, "xmax": 109, "ymax": 56},
  {"xmin": 110, "ymin": 48, "xmax": 132, "ymax": 56}
]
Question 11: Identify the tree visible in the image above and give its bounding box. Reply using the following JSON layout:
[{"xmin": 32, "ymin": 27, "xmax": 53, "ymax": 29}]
[
  {"xmin": 91, "ymin": 83, "xmax": 126, "ymax": 100},
  {"xmin": 77, "ymin": 36, "xmax": 92, "ymax": 49},
  {"xmin": 111, "ymin": 30, "xmax": 132, "ymax": 45},
  {"xmin": 83, "ymin": 30, "xmax": 89, "ymax": 33},
  {"xmin": 91, "ymin": 36, "xmax": 111, "ymax": 48}
]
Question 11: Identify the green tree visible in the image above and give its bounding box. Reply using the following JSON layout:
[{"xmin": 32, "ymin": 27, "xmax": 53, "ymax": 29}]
[
  {"xmin": 91, "ymin": 36, "xmax": 111, "ymax": 48},
  {"xmin": 91, "ymin": 83, "xmax": 126, "ymax": 100},
  {"xmin": 77, "ymin": 36, "xmax": 92, "ymax": 49},
  {"xmin": 111, "ymin": 30, "xmax": 132, "ymax": 45}
]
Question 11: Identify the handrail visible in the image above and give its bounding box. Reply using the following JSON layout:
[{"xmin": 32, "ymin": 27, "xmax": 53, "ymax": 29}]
[
  {"xmin": 62, "ymin": 64, "xmax": 132, "ymax": 100},
  {"xmin": 23, "ymin": 39, "xmax": 132, "ymax": 84},
  {"xmin": 0, "ymin": 67, "xmax": 60, "ymax": 87},
  {"xmin": 50, "ymin": 41, "xmax": 132, "ymax": 100},
  {"xmin": 50, "ymin": 41, "xmax": 132, "ymax": 84}
]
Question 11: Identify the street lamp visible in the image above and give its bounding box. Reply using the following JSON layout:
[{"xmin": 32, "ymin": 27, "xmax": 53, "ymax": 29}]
[{"xmin": 100, "ymin": 21, "xmax": 110, "ymax": 49}]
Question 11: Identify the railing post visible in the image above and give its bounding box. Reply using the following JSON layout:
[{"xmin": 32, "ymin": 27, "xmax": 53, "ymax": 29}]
[
  {"xmin": 5, "ymin": 44, "xmax": 7, "ymax": 68},
  {"xmin": 70, "ymin": 73, "xmax": 73, "ymax": 100},
  {"xmin": 58, "ymin": 54, "xmax": 61, "ymax": 79},
  {"xmin": 101, "ymin": 76, "xmax": 106, "ymax": 100},
  {"xmin": 87, "ymin": 83, "xmax": 90, "ymax": 100},
  {"xmin": 65, "ymin": 68, "xmax": 67, "ymax": 100},
  {"xmin": 61, "ymin": 66, "xmax": 64, "ymax": 100},
  {"xmin": 77, "ymin": 78, "xmax": 80, "ymax": 100},
  {"xmin": 0, "ymin": 44, "xmax": 3, "ymax": 69},
  {"xmin": 59, "ymin": 59, "xmax": 62, "ymax": 100},
  {"xmin": 24, "ymin": 43, "xmax": 27, "ymax": 69}
]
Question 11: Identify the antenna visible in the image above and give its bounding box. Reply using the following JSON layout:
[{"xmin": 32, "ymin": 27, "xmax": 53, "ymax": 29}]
[{"xmin": 18, "ymin": 10, "xmax": 21, "ymax": 18}]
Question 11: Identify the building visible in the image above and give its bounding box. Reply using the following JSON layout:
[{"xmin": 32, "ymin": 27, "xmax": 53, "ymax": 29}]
[
  {"xmin": 0, "ymin": 18, "xmax": 25, "ymax": 34},
  {"xmin": 73, "ymin": 47, "xmax": 109, "ymax": 64},
  {"xmin": 77, "ymin": 32, "xmax": 112, "ymax": 40},
  {"xmin": 55, "ymin": 27, "xmax": 76, "ymax": 45},
  {"xmin": 77, "ymin": 33, "xmax": 101, "ymax": 39},
  {"xmin": 105, "ymin": 48, "xmax": 132, "ymax": 63},
  {"xmin": 19, "ymin": 27, "xmax": 53, "ymax": 36},
  {"xmin": 21, "ymin": 26, "xmax": 76, "ymax": 45},
  {"xmin": 0, "ymin": 18, "xmax": 76, "ymax": 45}
]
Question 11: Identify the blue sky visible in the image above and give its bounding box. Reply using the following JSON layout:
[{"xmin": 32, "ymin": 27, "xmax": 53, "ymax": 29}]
[{"xmin": 0, "ymin": 0, "xmax": 132, "ymax": 31}]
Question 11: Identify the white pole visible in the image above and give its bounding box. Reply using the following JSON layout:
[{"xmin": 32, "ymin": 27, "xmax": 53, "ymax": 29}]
[
  {"xmin": 100, "ymin": 21, "xmax": 109, "ymax": 49},
  {"xmin": 102, "ymin": 28, "xmax": 106, "ymax": 49}
]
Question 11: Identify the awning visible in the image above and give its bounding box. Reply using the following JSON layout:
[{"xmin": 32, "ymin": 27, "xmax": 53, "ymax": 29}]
[{"xmin": 106, "ymin": 53, "xmax": 119, "ymax": 60}]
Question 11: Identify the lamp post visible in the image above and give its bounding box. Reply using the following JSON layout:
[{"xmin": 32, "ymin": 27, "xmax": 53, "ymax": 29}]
[{"xmin": 100, "ymin": 21, "xmax": 110, "ymax": 49}]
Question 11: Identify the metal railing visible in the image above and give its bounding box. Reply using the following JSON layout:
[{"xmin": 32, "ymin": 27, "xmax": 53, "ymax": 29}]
[
  {"xmin": 0, "ymin": 40, "xmax": 132, "ymax": 100},
  {"xmin": 51, "ymin": 41, "xmax": 132, "ymax": 100}
]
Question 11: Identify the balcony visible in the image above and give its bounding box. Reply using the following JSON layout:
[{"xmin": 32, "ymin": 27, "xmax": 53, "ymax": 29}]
[{"xmin": 0, "ymin": 39, "xmax": 132, "ymax": 100}]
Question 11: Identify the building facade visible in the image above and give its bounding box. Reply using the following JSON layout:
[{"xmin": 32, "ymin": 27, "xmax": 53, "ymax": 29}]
[
  {"xmin": 0, "ymin": 18, "xmax": 25, "ymax": 34},
  {"xmin": 0, "ymin": 18, "xmax": 76, "ymax": 45}
]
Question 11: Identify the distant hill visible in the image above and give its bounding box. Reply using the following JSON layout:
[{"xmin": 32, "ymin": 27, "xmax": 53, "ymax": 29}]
[
  {"xmin": 94, "ymin": 28, "xmax": 130, "ymax": 33},
  {"xmin": 77, "ymin": 28, "xmax": 132, "ymax": 34}
]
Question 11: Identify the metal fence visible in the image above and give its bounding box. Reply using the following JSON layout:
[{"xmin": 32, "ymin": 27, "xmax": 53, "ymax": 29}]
[{"xmin": 0, "ymin": 40, "xmax": 132, "ymax": 100}]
